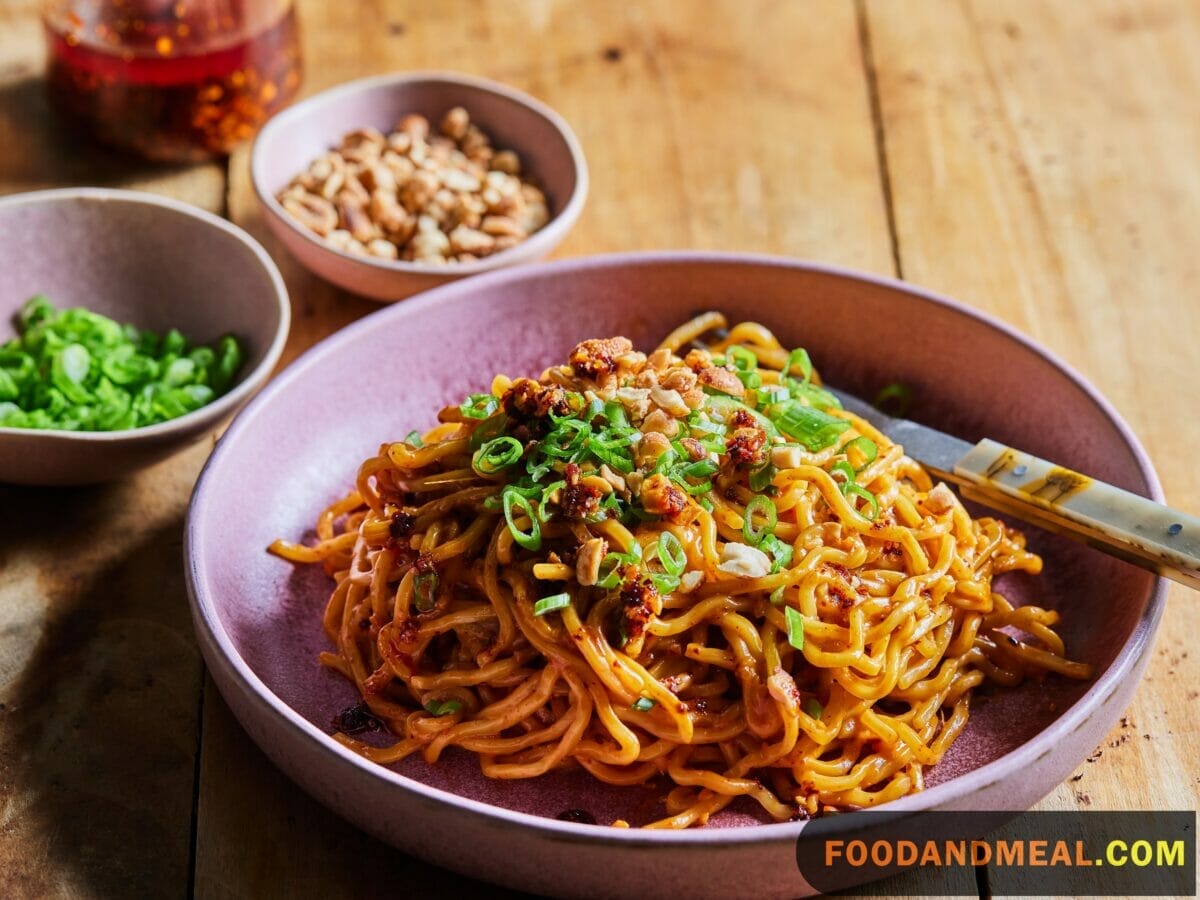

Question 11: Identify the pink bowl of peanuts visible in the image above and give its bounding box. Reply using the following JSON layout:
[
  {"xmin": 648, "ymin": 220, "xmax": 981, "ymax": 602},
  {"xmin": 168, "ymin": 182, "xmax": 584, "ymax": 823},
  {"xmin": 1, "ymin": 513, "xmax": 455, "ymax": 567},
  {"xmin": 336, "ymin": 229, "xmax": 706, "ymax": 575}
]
[{"xmin": 251, "ymin": 71, "xmax": 588, "ymax": 301}]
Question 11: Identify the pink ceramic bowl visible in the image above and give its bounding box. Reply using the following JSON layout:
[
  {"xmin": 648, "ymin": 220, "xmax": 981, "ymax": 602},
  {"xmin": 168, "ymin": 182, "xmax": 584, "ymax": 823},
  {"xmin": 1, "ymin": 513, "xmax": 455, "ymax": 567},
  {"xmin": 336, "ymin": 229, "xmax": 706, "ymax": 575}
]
[
  {"xmin": 0, "ymin": 188, "xmax": 290, "ymax": 486},
  {"xmin": 186, "ymin": 253, "xmax": 1165, "ymax": 898},
  {"xmin": 251, "ymin": 71, "xmax": 588, "ymax": 301}
]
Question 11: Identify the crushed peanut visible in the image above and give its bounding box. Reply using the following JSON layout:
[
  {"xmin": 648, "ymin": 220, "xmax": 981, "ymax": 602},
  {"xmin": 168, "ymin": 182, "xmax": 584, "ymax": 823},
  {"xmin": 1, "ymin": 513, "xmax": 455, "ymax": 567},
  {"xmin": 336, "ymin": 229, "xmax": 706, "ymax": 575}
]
[{"xmin": 278, "ymin": 107, "xmax": 551, "ymax": 264}]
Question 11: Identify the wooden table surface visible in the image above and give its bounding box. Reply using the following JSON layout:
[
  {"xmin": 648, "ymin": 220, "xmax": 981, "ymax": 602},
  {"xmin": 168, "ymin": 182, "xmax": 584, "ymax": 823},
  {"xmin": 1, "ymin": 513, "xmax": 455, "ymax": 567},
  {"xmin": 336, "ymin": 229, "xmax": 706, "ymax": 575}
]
[{"xmin": 1, "ymin": 1, "xmax": 1197, "ymax": 897}]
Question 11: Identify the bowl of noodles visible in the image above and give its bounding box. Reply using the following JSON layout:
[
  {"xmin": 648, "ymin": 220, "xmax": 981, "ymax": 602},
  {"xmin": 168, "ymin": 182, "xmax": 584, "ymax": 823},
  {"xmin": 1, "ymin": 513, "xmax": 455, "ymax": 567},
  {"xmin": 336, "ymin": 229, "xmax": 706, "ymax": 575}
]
[{"xmin": 185, "ymin": 253, "xmax": 1165, "ymax": 898}]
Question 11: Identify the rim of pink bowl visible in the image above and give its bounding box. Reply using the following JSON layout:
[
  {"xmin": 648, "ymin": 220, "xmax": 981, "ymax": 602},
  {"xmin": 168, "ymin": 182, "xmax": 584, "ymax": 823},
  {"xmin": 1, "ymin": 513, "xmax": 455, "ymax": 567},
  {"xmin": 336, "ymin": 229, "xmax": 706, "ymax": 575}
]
[
  {"xmin": 185, "ymin": 251, "xmax": 1167, "ymax": 847},
  {"xmin": 250, "ymin": 70, "xmax": 590, "ymax": 276},
  {"xmin": 0, "ymin": 187, "xmax": 291, "ymax": 443}
]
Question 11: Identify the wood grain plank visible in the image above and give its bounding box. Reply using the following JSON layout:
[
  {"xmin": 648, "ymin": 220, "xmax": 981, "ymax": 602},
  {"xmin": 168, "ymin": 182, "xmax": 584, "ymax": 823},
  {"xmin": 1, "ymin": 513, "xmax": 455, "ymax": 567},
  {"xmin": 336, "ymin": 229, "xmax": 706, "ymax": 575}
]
[
  {"xmin": 0, "ymin": 443, "xmax": 217, "ymax": 898},
  {"xmin": 195, "ymin": 682, "xmax": 525, "ymax": 899},
  {"xmin": 223, "ymin": 0, "xmax": 899, "ymax": 368},
  {"xmin": 198, "ymin": 2, "xmax": 983, "ymax": 898},
  {"xmin": 0, "ymin": 6, "xmax": 228, "ymax": 897},
  {"xmin": 865, "ymin": 0, "xmax": 1200, "ymax": 842}
]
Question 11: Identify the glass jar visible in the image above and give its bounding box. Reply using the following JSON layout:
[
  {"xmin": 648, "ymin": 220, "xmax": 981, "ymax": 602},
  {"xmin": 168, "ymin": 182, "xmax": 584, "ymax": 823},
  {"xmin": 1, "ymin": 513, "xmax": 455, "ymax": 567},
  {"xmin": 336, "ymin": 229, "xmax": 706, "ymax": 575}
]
[{"xmin": 42, "ymin": 0, "xmax": 302, "ymax": 162}]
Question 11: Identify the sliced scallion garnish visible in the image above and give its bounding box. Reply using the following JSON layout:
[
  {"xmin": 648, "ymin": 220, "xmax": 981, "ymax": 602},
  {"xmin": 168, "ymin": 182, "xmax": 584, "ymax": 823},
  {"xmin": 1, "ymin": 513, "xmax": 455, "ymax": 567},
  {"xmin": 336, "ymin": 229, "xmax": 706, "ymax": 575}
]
[
  {"xmin": 830, "ymin": 460, "xmax": 856, "ymax": 485},
  {"xmin": 749, "ymin": 462, "xmax": 776, "ymax": 492},
  {"xmin": 473, "ymin": 435, "xmax": 524, "ymax": 475},
  {"xmin": 650, "ymin": 573, "xmax": 681, "ymax": 594},
  {"xmin": 773, "ymin": 402, "xmax": 851, "ymax": 451},
  {"xmin": 502, "ymin": 487, "xmax": 542, "ymax": 550},
  {"xmin": 424, "ymin": 699, "xmax": 464, "ymax": 716},
  {"xmin": 631, "ymin": 697, "xmax": 655, "ymax": 712},
  {"xmin": 534, "ymin": 592, "xmax": 572, "ymax": 616},
  {"xmin": 742, "ymin": 495, "xmax": 778, "ymax": 546},
  {"xmin": 785, "ymin": 606, "xmax": 805, "ymax": 651},
  {"xmin": 727, "ymin": 345, "xmax": 757, "ymax": 372},
  {"xmin": 761, "ymin": 533, "xmax": 794, "ymax": 573},
  {"xmin": 843, "ymin": 436, "xmax": 878, "ymax": 469},
  {"xmin": 786, "ymin": 347, "xmax": 813, "ymax": 383},
  {"xmin": 842, "ymin": 483, "xmax": 880, "ymax": 521},
  {"xmin": 657, "ymin": 531, "xmax": 687, "ymax": 577}
]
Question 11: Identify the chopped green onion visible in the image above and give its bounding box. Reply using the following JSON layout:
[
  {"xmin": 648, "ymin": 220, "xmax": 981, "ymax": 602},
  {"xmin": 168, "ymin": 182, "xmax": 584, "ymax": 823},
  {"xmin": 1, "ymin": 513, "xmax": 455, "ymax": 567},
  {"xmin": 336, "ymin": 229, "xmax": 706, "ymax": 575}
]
[
  {"xmin": 785, "ymin": 606, "xmax": 805, "ymax": 650},
  {"xmin": 534, "ymin": 592, "xmax": 572, "ymax": 616},
  {"xmin": 788, "ymin": 380, "xmax": 842, "ymax": 411},
  {"xmin": 585, "ymin": 434, "xmax": 634, "ymax": 473},
  {"xmin": 502, "ymin": 488, "xmax": 542, "ymax": 550},
  {"xmin": 651, "ymin": 447, "xmax": 678, "ymax": 476},
  {"xmin": 404, "ymin": 429, "xmax": 425, "ymax": 447},
  {"xmin": 769, "ymin": 585, "xmax": 786, "ymax": 606},
  {"xmin": 473, "ymin": 435, "xmax": 524, "ymax": 475},
  {"xmin": 595, "ymin": 553, "xmax": 626, "ymax": 590},
  {"xmin": 804, "ymin": 697, "xmax": 823, "ymax": 719},
  {"xmin": 758, "ymin": 385, "xmax": 790, "ymax": 405},
  {"xmin": 727, "ymin": 345, "xmax": 758, "ymax": 372},
  {"xmin": 460, "ymin": 392, "xmax": 499, "ymax": 419},
  {"xmin": 541, "ymin": 418, "xmax": 590, "ymax": 457},
  {"xmin": 759, "ymin": 533, "xmax": 794, "ymax": 574},
  {"xmin": 830, "ymin": 460, "xmax": 856, "ymax": 485},
  {"xmin": 51, "ymin": 344, "xmax": 92, "ymax": 403},
  {"xmin": 413, "ymin": 570, "xmax": 439, "ymax": 611},
  {"xmin": 749, "ymin": 462, "xmax": 777, "ymax": 492},
  {"xmin": 1, "ymin": 296, "xmax": 243, "ymax": 431},
  {"xmin": 650, "ymin": 573, "xmax": 681, "ymax": 594},
  {"xmin": 535, "ymin": 480, "xmax": 565, "ymax": 522},
  {"xmin": 843, "ymin": 436, "xmax": 878, "ymax": 469},
  {"xmin": 631, "ymin": 697, "xmax": 655, "ymax": 712},
  {"xmin": 162, "ymin": 328, "xmax": 186, "ymax": 356},
  {"xmin": 424, "ymin": 699, "xmax": 464, "ymax": 716},
  {"xmin": 603, "ymin": 400, "xmax": 630, "ymax": 429},
  {"xmin": 657, "ymin": 531, "xmax": 687, "ymax": 577},
  {"xmin": 874, "ymin": 382, "xmax": 913, "ymax": 417},
  {"xmin": 524, "ymin": 456, "xmax": 554, "ymax": 482},
  {"xmin": 737, "ymin": 369, "xmax": 762, "ymax": 390},
  {"xmin": 842, "ymin": 483, "xmax": 879, "ymax": 521},
  {"xmin": 467, "ymin": 414, "xmax": 508, "ymax": 450},
  {"xmin": 742, "ymin": 495, "xmax": 778, "ymax": 546},
  {"xmin": 574, "ymin": 396, "xmax": 603, "ymax": 423},
  {"xmin": 688, "ymin": 414, "xmax": 726, "ymax": 437},
  {"xmin": 773, "ymin": 402, "xmax": 851, "ymax": 451},
  {"xmin": 676, "ymin": 458, "xmax": 719, "ymax": 480},
  {"xmin": 679, "ymin": 478, "xmax": 714, "ymax": 496},
  {"xmin": 786, "ymin": 347, "xmax": 813, "ymax": 383},
  {"xmin": 19, "ymin": 294, "xmax": 53, "ymax": 329}
]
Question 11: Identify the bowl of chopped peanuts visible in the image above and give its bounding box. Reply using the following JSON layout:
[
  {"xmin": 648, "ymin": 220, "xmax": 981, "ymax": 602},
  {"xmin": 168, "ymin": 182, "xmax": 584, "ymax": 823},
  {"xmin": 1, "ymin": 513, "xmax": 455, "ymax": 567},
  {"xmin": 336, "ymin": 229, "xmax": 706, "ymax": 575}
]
[{"xmin": 251, "ymin": 71, "xmax": 588, "ymax": 301}]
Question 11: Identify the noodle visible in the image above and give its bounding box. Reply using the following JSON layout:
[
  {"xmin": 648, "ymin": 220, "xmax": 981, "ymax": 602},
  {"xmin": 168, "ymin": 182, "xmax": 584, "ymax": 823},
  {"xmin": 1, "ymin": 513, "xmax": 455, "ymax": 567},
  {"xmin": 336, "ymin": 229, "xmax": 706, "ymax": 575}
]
[{"xmin": 270, "ymin": 313, "xmax": 1092, "ymax": 828}]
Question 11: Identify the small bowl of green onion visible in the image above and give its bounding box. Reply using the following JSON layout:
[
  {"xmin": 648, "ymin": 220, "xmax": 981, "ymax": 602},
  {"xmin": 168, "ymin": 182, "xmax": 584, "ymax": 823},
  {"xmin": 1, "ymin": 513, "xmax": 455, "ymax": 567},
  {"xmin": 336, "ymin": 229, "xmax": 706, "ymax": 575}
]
[{"xmin": 0, "ymin": 189, "xmax": 290, "ymax": 485}]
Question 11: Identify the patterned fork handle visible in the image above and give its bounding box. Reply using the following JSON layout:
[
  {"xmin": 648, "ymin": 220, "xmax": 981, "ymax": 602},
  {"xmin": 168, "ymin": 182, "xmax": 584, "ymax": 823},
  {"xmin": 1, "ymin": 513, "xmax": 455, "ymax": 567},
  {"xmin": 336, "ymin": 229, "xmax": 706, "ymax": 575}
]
[{"xmin": 953, "ymin": 439, "xmax": 1200, "ymax": 591}]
